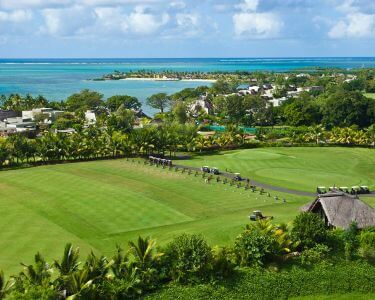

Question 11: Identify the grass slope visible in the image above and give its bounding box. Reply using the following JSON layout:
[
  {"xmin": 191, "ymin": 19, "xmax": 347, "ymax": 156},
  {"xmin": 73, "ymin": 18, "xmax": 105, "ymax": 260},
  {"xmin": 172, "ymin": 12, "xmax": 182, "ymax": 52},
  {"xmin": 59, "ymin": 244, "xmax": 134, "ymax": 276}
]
[
  {"xmin": 364, "ymin": 92, "xmax": 375, "ymax": 99},
  {"xmin": 182, "ymin": 147, "xmax": 375, "ymax": 192},
  {"xmin": 0, "ymin": 159, "xmax": 309, "ymax": 274}
]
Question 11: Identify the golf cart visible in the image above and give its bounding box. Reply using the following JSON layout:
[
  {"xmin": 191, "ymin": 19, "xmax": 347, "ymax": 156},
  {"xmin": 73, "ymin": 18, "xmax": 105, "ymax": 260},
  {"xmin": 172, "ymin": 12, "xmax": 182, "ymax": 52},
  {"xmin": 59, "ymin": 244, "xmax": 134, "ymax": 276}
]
[
  {"xmin": 317, "ymin": 186, "xmax": 327, "ymax": 194},
  {"xmin": 210, "ymin": 167, "xmax": 220, "ymax": 175},
  {"xmin": 249, "ymin": 210, "xmax": 273, "ymax": 221},
  {"xmin": 234, "ymin": 173, "xmax": 242, "ymax": 181},
  {"xmin": 360, "ymin": 186, "xmax": 370, "ymax": 194},
  {"xmin": 351, "ymin": 186, "xmax": 360, "ymax": 195},
  {"xmin": 201, "ymin": 166, "xmax": 210, "ymax": 173},
  {"xmin": 339, "ymin": 187, "xmax": 349, "ymax": 193}
]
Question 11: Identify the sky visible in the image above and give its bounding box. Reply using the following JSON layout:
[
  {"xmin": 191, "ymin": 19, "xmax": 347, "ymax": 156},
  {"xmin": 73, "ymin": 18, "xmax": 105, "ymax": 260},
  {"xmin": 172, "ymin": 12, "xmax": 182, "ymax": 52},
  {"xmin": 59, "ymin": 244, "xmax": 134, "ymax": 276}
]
[{"xmin": 0, "ymin": 0, "xmax": 374, "ymax": 58}]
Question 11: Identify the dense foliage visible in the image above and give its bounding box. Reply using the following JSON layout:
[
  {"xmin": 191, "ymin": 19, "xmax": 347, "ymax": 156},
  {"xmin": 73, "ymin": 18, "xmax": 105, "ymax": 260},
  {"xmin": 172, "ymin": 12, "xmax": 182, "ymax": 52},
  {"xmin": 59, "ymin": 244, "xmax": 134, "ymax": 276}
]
[
  {"xmin": 146, "ymin": 262, "xmax": 375, "ymax": 300},
  {"xmin": 291, "ymin": 212, "xmax": 328, "ymax": 249},
  {"xmin": 0, "ymin": 214, "xmax": 374, "ymax": 299}
]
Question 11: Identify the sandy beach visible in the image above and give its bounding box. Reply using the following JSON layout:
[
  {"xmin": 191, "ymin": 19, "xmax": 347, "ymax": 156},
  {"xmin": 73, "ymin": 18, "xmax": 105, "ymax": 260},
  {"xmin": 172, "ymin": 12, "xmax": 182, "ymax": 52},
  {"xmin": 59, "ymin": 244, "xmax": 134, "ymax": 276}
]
[{"xmin": 121, "ymin": 78, "xmax": 217, "ymax": 82}]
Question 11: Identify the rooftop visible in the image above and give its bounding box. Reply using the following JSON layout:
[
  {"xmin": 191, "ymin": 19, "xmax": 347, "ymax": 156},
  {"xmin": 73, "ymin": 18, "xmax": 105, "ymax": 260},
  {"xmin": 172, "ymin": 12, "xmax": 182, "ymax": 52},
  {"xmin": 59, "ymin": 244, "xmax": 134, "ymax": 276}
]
[{"xmin": 301, "ymin": 191, "xmax": 375, "ymax": 229}]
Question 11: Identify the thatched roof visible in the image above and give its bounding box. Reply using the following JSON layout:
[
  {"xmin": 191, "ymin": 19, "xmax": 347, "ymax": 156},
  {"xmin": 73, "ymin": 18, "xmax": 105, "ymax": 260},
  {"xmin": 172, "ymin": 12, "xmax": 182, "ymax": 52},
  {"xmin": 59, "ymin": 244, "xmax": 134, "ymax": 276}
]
[{"xmin": 301, "ymin": 192, "xmax": 375, "ymax": 229}]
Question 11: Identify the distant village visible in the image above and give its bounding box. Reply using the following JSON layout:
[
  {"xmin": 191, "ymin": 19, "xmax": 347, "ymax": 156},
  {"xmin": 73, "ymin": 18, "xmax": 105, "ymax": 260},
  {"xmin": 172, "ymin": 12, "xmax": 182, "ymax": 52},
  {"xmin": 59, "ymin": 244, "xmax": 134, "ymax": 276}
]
[{"xmin": 0, "ymin": 69, "xmax": 371, "ymax": 140}]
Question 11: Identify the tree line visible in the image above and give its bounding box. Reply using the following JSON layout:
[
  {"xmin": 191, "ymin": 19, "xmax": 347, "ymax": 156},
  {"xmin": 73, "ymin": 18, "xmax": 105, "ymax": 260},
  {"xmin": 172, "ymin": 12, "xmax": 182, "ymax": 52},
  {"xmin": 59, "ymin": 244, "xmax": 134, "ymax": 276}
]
[{"xmin": 1, "ymin": 123, "xmax": 374, "ymax": 168}]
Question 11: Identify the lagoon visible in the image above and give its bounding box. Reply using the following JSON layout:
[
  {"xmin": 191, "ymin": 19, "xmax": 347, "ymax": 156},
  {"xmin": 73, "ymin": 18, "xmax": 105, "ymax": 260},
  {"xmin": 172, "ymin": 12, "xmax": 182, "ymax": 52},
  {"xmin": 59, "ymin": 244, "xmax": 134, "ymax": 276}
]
[{"xmin": 1, "ymin": 57, "xmax": 375, "ymax": 115}]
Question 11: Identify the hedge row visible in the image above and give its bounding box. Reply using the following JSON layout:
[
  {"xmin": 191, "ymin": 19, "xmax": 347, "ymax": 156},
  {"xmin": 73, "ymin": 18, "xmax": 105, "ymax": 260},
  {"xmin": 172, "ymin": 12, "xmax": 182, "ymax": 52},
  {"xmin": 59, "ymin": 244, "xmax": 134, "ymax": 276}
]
[{"xmin": 147, "ymin": 262, "xmax": 375, "ymax": 299}]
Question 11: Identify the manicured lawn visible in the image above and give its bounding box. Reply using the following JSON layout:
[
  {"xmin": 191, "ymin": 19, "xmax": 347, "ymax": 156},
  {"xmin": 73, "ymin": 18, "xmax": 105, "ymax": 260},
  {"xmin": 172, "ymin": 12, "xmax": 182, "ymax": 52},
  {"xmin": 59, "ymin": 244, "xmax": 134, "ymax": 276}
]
[
  {"xmin": 0, "ymin": 159, "xmax": 309, "ymax": 275},
  {"xmin": 181, "ymin": 147, "xmax": 375, "ymax": 193},
  {"xmin": 364, "ymin": 92, "xmax": 375, "ymax": 99}
]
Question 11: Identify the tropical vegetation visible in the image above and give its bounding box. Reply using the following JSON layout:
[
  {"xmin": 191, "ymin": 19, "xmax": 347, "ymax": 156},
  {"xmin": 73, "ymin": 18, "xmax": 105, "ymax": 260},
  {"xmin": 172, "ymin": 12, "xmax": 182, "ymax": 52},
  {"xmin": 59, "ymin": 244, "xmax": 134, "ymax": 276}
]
[{"xmin": 0, "ymin": 216, "xmax": 374, "ymax": 299}]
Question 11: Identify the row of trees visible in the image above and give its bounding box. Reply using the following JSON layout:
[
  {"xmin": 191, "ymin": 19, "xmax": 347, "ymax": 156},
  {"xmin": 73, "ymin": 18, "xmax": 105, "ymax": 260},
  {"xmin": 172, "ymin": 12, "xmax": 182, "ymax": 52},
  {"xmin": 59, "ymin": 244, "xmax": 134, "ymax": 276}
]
[
  {"xmin": 0, "ymin": 91, "xmax": 142, "ymax": 114},
  {"xmin": 1, "ymin": 213, "xmax": 374, "ymax": 299},
  {"xmin": 0, "ymin": 124, "xmax": 197, "ymax": 166},
  {"xmin": 257, "ymin": 125, "xmax": 375, "ymax": 146},
  {"xmin": 0, "ymin": 123, "xmax": 374, "ymax": 167}
]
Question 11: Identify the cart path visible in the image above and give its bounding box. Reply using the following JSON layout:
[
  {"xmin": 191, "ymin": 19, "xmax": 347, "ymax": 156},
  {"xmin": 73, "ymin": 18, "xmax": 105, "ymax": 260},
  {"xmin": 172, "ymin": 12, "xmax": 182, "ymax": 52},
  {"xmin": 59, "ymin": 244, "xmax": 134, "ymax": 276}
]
[{"xmin": 173, "ymin": 163, "xmax": 375, "ymax": 198}]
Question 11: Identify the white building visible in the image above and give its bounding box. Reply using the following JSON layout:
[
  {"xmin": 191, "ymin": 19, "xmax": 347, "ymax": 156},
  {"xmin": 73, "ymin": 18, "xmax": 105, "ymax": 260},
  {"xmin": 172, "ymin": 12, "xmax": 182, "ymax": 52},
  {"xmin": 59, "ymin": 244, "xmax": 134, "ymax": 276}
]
[
  {"xmin": 188, "ymin": 98, "xmax": 213, "ymax": 115},
  {"xmin": 0, "ymin": 117, "xmax": 36, "ymax": 133},
  {"xmin": 85, "ymin": 110, "xmax": 97, "ymax": 125},
  {"xmin": 268, "ymin": 97, "xmax": 287, "ymax": 107},
  {"xmin": 22, "ymin": 108, "xmax": 64, "ymax": 124}
]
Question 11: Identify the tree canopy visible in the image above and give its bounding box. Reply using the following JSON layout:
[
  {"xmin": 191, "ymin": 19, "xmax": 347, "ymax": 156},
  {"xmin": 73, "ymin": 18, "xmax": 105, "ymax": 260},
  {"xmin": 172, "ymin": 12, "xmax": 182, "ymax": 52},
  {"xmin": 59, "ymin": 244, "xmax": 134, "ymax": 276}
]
[
  {"xmin": 319, "ymin": 89, "xmax": 375, "ymax": 128},
  {"xmin": 281, "ymin": 93, "xmax": 321, "ymax": 126},
  {"xmin": 146, "ymin": 93, "xmax": 170, "ymax": 113},
  {"xmin": 106, "ymin": 95, "xmax": 141, "ymax": 112},
  {"xmin": 66, "ymin": 89, "xmax": 104, "ymax": 112}
]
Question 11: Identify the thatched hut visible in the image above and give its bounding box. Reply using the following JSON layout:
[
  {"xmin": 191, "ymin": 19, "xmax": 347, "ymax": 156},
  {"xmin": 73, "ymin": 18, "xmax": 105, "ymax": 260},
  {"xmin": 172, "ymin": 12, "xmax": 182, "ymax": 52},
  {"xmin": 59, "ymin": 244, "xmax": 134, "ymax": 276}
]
[{"xmin": 301, "ymin": 191, "xmax": 375, "ymax": 229}]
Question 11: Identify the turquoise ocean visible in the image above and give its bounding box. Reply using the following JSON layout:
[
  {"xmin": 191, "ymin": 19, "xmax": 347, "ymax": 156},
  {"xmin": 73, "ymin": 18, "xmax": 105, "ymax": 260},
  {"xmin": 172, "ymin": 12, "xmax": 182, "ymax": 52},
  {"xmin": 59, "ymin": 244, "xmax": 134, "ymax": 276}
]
[{"xmin": 1, "ymin": 57, "xmax": 374, "ymax": 115}]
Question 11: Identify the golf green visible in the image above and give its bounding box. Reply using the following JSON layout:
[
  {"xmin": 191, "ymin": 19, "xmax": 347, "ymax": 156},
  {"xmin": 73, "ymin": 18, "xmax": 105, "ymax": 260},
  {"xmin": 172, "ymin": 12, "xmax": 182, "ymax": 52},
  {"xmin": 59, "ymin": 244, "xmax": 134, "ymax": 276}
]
[
  {"xmin": 182, "ymin": 147, "xmax": 374, "ymax": 193},
  {"xmin": 0, "ymin": 159, "xmax": 309, "ymax": 275}
]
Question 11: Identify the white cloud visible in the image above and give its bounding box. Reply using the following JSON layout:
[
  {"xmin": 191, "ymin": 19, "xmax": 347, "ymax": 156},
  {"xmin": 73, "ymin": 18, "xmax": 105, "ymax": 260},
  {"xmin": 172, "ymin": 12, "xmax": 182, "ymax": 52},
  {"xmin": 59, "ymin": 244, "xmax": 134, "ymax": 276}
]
[
  {"xmin": 328, "ymin": 13, "xmax": 375, "ymax": 38},
  {"xmin": 174, "ymin": 12, "xmax": 200, "ymax": 37},
  {"xmin": 127, "ymin": 7, "xmax": 169, "ymax": 35},
  {"xmin": 0, "ymin": 9, "xmax": 32, "ymax": 22},
  {"xmin": 176, "ymin": 13, "xmax": 198, "ymax": 28},
  {"xmin": 0, "ymin": 0, "xmax": 72, "ymax": 9},
  {"xmin": 233, "ymin": 12, "xmax": 283, "ymax": 38},
  {"xmin": 40, "ymin": 6, "xmax": 95, "ymax": 36},
  {"xmin": 94, "ymin": 7, "xmax": 129, "ymax": 33},
  {"xmin": 38, "ymin": 4, "xmax": 171, "ymax": 37},
  {"xmin": 235, "ymin": 0, "xmax": 259, "ymax": 12},
  {"xmin": 0, "ymin": 0, "xmax": 168, "ymax": 10},
  {"xmin": 170, "ymin": 1, "xmax": 186, "ymax": 10}
]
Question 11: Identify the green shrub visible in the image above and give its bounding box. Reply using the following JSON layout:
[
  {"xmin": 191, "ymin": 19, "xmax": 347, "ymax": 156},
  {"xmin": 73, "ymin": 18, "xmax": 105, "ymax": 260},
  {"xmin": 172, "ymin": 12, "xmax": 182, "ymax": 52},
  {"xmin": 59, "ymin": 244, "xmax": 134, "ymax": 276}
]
[
  {"xmin": 234, "ymin": 228, "xmax": 276, "ymax": 267},
  {"xmin": 343, "ymin": 222, "xmax": 359, "ymax": 260},
  {"xmin": 291, "ymin": 212, "xmax": 328, "ymax": 249},
  {"xmin": 300, "ymin": 244, "xmax": 330, "ymax": 266},
  {"xmin": 359, "ymin": 231, "xmax": 375, "ymax": 262},
  {"xmin": 325, "ymin": 228, "xmax": 345, "ymax": 254},
  {"xmin": 211, "ymin": 246, "xmax": 236, "ymax": 279},
  {"xmin": 146, "ymin": 262, "xmax": 375, "ymax": 300},
  {"xmin": 234, "ymin": 220, "xmax": 295, "ymax": 267},
  {"xmin": 8, "ymin": 285, "xmax": 59, "ymax": 300},
  {"xmin": 98, "ymin": 277, "xmax": 142, "ymax": 299},
  {"xmin": 164, "ymin": 234, "xmax": 213, "ymax": 283}
]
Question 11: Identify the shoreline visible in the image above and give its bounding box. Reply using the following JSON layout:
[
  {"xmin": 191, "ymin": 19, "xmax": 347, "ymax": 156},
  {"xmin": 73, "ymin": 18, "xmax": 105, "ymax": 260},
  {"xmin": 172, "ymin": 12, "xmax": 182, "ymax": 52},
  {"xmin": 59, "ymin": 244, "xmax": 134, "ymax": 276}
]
[{"xmin": 120, "ymin": 78, "xmax": 217, "ymax": 82}]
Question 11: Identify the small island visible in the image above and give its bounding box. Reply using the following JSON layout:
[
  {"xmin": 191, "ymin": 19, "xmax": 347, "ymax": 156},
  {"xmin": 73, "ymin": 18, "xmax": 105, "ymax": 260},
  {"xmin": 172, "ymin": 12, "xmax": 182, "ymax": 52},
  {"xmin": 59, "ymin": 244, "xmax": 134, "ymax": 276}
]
[{"xmin": 92, "ymin": 68, "xmax": 373, "ymax": 84}]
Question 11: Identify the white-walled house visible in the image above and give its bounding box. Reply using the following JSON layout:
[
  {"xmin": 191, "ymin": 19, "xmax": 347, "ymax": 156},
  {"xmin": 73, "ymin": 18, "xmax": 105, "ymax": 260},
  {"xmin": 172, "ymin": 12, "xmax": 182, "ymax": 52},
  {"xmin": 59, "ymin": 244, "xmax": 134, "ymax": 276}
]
[
  {"xmin": 268, "ymin": 97, "xmax": 287, "ymax": 107},
  {"xmin": 0, "ymin": 117, "xmax": 36, "ymax": 133},
  {"xmin": 22, "ymin": 108, "xmax": 64, "ymax": 124},
  {"xmin": 188, "ymin": 98, "xmax": 213, "ymax": 115},
  {"xmin": 85, "ymin": 110, "xmax": 97, "ymax": 125}
]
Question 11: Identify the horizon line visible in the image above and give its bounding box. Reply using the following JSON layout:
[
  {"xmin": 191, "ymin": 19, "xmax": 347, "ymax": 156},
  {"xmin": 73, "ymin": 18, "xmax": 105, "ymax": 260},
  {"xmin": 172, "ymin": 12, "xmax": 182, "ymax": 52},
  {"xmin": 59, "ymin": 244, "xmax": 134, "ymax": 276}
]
[{"xmin": 1, "ymin": 56, "xmax": 375, "ymax": 60}]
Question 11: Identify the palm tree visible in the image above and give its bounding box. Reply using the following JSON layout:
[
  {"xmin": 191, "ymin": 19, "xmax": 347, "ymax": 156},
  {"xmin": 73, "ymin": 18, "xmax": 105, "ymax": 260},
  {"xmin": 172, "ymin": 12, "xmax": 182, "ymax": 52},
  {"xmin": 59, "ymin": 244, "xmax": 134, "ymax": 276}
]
[
  {"xmin": 0, "ymin": 138, "xmax": 10, "ymax": 167},
  {"xmin": 0, "ymin": 271, "xmax": 14, "ymax": 299},
  {"xmin": 84, "ymin": 252, "xmax": 111, "ymax": 282},
  {"xmin": 18, "ymin": 252, "xmax": 52, "ymax": 287},
  {"xmin": 128, "ymin": 236, "xmax": 163, "ymax": 271},
  {"xmin": 54, "ymin": 243, "xmax": 80, "ymax": 276},
  {"xmin": 110, "ymin": 246, "xmax": 134, "ymax": 279},
  {"xmin": 128, "ymin": 237, "xmax": 163, "ymax": 291},
  {"xmin": 245, "ymin": 220, "xmax": 294, "ymax": 258},
  {"xmin": 365, "ymin": 124, "xmax": 375, "ymax": 147},
  {"xmin": 307, "ymin": 125, "xmax": 325, "ymax": 144},
  {"xmin": 194, "ymin": 135, "xmax": 212, "ymax": 152},
  {"xmin": 65, "ymin": 269, "xmax": 93, "ymax": 300}
]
